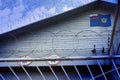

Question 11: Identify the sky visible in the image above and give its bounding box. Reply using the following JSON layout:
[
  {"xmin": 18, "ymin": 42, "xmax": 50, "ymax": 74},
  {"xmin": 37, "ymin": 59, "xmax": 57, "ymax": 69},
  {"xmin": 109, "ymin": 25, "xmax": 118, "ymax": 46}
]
[{"xmin": 0, "ymin": 0, "xmax": 117, "ymax": 34}]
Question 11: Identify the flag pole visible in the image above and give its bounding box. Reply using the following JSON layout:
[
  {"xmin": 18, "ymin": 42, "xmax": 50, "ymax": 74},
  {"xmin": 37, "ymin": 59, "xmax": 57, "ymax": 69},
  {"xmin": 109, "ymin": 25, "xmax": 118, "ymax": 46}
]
[{"xmin": 108, "ymin": 0, "xmax": 120, "ymax": 55}]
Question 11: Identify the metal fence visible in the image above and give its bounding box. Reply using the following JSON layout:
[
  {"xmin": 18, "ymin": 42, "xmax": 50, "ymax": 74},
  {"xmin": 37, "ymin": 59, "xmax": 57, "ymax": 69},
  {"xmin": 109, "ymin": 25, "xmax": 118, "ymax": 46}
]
[{"xmin": 0, "ymin": 55, "xmax": 120, "ymax": 80}]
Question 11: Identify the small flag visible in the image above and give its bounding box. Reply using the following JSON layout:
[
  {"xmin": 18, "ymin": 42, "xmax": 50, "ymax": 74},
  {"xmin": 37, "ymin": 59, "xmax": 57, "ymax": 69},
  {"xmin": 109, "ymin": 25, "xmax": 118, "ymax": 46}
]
[{"xmin": 90, "ymin": 14, "xmax": 111, "ymax": 27}]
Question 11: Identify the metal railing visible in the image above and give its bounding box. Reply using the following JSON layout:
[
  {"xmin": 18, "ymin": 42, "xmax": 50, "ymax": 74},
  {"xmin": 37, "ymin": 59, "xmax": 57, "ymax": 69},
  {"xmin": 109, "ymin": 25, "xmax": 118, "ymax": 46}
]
[{"xmin": 0, "ymin": 55, "xmax": 120, "ymax": 80}]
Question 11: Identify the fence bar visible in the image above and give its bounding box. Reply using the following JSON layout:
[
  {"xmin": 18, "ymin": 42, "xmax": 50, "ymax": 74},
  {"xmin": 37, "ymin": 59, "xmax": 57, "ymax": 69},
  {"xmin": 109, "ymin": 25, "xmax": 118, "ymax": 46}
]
[
  {"xmin": 111, "ymin": 60, "xmax": 120, "ymax": 78},
  {"xmin": 86, "ymin": 63, "xmax": 95, "ymax": 80},
  {"xmin": 94, "ymin": 66, "xmax": 120, "ymax": 79},
  {"xmin": 0, "ymin": 56, "xmax": 120, "ymax": 62},
  {"xmin": 36, "ymin": 66, "xmax": 46, "ymax": 80},
  {"xmin": 1, "ymin": 56, "xmax": 120, "ymax": 80},
  {"xmin": 73, "ymin": 63, "xmax": 83, "ymax": 80},
  {"xmin": 21, "ymin": 66, "xmax": 33, "ymax": 80},
  {"xmin": 0, "ymin": 74, "xmax": 5, "ymax": 80},
  {"xmin": 5, "ymin": 62, "xmax": 20, "ymax": 80},
  {"xmin": 48, "ymin": 65, "xmax": 59, "ymax": 80},
  {"xmin": 8, "ymin": 66, "xmax": 20, "ymax": 80},
  {"xmin": 97, "ymin": 60, "xmax": 107, "ymax": 80},
  {"xmin": 60, "ymin": 65, "xmax": 70, "ymax": 80}
]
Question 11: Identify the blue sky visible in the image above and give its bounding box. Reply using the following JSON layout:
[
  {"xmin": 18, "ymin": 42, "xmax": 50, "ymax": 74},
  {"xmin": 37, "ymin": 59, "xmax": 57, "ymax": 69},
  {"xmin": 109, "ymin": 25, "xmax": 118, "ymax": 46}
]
[{"xmin": 0, "ymin": 0, "xmax": 117, "ymax": 34}]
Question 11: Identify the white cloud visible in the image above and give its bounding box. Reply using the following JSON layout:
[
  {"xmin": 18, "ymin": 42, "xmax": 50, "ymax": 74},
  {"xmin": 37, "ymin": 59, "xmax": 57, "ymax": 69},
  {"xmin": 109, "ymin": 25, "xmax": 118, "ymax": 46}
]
[
  {"xmin": 80, "ymin": 0, "xmax": 94, "ymax": 4},
  {"xmin": 0, "ymin": 0, "xmax": 25, "ymax": 34},
  {"xmin": 9, "ymin": 0, "xmax": 25, "ymax": 22},
  {"xmin": 0, "ymin": 8, "xmax": 11, "ymax": 33},
  {"xmin": 0, "ymin": 8, "xmax": 11, "ymax": 18},
  {"xmin": 12, "ymin": 3, "xmax": 25, "ymax": 14},
  {"xmin": 48, "ymin": 7, "xmax": 56, "ymax": 14},
  {"xmin": 0, "ymin": 5, "xmax": 58, "ymax": 34},
  {"xmin": 11, "ymin": 0, "xmax": 25, "ymax": 20},
  {"xmin": 25, "ymin": 7, "xmax": 42, "ymax": 22},
  {"xmin": 10, "ymin": 13, "xmax": 23, "ymax": 21},
  {"xmin": 0, "ymin": 0, "xmax": 24, "ymax": 18},
  {"xmin": 62, "ymin": 5, "xmax": 73, "ymax": 12},
  {"xmin": 25, "ymin": 6, "xmax": 57, "ymax": 22}
]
